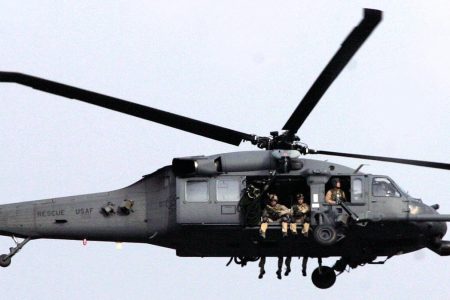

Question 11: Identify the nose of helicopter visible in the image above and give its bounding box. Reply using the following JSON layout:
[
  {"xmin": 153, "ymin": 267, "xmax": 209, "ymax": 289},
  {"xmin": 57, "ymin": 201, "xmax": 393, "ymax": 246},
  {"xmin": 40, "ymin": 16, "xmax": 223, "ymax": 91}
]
[
  {"xmin": 417, "ymin": 203, "xmax": 448, "ymax": 244},
  {"xmin": 430, "ymin": 220, "xmax": 447, "ymax": 240},
  {"xmin": 416, "ymin": 219, "xmax": 447, "ymax": 246},
  {"xmin": 425, "ymin": 217, "xmax": 450, "ymax": 256}
]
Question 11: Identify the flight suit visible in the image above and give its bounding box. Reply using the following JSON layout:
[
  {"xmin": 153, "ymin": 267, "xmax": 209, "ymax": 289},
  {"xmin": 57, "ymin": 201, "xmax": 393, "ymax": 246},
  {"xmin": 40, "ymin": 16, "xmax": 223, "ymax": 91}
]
[
  {"xmin": 260, "ymin": 203, "xmax": 290, "ymax": 237},
  {"xmin": 289, "ymin": 203, "xmax": 310, "ymax": 236}
]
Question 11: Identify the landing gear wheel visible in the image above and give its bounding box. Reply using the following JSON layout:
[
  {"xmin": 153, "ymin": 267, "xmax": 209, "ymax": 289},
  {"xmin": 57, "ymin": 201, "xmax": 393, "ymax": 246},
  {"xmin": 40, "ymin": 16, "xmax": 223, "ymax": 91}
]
[
  {"xmin": 0, "ymin": 255, "xmax": 11, "ymax": 268},
  {"xmin": 0, "ymin": 236, "xmax": 31, "ymax": 268},
  {"xmin": 313, "ymin": 225, "xmax": 337, "ymax": 246},
  {"xmin": 311, "ymin": 266, "xmax": 336, "ymax": 289}
]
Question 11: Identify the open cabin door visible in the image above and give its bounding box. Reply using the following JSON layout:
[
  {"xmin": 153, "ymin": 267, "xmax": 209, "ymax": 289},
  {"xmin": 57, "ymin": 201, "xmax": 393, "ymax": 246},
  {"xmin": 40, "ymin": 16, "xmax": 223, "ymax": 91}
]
[{"xmin": 176, "ymin": 176, "xmax": 245, "ymax": 224}]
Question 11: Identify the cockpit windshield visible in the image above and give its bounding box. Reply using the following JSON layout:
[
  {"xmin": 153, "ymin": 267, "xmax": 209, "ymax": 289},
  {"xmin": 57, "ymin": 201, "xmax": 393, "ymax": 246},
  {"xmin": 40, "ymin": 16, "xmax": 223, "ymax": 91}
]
[
  {"xmin": 389, "ymin": 177, "xmax": 416, "ymax": 197},
  {"xmin": 394, "ymin": 182, "xmax": 411, "ymax": 197},
  {"xmin": 372, "ymin": 177, "xmax": 401, "ymax": 197}
]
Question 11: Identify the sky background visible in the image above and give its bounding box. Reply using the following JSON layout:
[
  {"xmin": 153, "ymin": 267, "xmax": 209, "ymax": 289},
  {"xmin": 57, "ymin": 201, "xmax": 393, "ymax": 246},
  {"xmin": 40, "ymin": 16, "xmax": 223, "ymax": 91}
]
[{"xmin": 0, "ymin": 1, "xmax": 449, "ymax": 299}]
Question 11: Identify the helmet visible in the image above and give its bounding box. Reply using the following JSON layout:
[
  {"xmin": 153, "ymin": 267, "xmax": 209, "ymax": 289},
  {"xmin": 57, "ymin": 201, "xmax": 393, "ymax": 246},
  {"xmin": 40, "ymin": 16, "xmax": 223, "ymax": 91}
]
[
  {"xmin": 331, "ymin": 178, "xmax": 340, "ymax": 188},
  {"xmin": 269, "ymin": 194, "xmax": 278, "ymax": 202}
]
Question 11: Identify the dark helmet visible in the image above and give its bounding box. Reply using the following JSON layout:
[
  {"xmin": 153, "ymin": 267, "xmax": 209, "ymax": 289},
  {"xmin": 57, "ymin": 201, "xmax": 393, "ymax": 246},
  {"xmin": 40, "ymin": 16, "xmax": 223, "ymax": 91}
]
[
  {"xmin": 296, "ymin": 193, "xmax": 304, "ymax": 199},
  {"xmin": 269, "ymin": 194, "xmax": 278, "ymax": 202},
  {"xmin": 331, "ymin": 178, "xmax": 340, "ymax": 188}
]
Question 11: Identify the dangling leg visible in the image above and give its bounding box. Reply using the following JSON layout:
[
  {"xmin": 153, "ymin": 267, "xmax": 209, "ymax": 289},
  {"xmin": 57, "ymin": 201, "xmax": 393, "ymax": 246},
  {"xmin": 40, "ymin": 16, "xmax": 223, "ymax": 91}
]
[
  {"xmin": 290, "ymin": 222, "xmax": 298, "ymax": 235},
  {"xmin": 302, "ymin": 256, "xmax": 308, "ymax": 276},
  {"xmin": 284, "ymin": 256, "xmax": 292, "ymax": 276},
  {"xmin": 258, "ymin": 256, "xmax": 266, "ymax": 279},
  {"xmin": 260, "ymin": 222, "xmax": 268, "ymax": 239},
  {"xmin": 276, "ymin": 256, "xmax": 283, "ymax": 279},
  {"xmin": 280, "ymin": 215, "xmax": 289, "ymax": 237},
  {"xmin": 281, "ymin": 222, "xmax": 288, "ymax": 237},
  {"xmin": 302, "ymin": 222, "xmax": 310, "ymax": 237}
]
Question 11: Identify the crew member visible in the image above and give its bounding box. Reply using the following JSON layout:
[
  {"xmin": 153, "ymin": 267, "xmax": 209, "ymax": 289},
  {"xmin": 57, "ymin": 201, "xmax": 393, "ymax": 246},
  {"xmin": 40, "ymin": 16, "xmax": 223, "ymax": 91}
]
[
  {"xmin": 290, "ymin": 193, "xmax": 310, "ymax": 237},
  {"xmin": 259, "ymin": 194, "xmax": 290, "ymax": 238},
  {"xmin": 325, "ymin": 178, "xmax": 346, "ymax": 205}
]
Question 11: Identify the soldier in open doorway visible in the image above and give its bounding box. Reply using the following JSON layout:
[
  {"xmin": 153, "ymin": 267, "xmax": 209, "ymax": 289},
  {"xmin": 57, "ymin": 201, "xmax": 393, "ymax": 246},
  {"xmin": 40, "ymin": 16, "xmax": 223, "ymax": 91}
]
[
  {"xmin": 325, "ymin": 178, "xmax": 349, "ymax": 225},
  {"xmin": 325, "ymin": 178, "xmax": 346, "ymax": 205},
  {"xmin": 290, "ymin": 193, "xmax": 310, "ymax": 237},
  {"xmin": 259, "ymin": 194, "xmax": 290, "ymax": 238}
]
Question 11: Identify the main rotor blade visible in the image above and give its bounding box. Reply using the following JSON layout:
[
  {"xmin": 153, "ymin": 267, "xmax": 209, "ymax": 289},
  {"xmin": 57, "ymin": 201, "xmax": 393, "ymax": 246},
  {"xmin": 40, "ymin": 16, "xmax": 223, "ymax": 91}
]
[
  {"xmin": 0, "ymin": 72, "xmax": 255, "ymax": 146},
  {"xmin": 308, "ymin": 149, "xmax": 450, "ymax": 170},
  {"xmin": 283, "ymin": 8, "xmax": 382, "ymax": 133}
]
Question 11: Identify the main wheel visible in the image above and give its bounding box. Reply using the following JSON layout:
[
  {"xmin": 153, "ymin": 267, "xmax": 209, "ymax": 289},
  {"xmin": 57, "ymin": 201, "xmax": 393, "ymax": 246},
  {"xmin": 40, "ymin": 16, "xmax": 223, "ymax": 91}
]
[
  {"xmin": 313, "ymin": 225, "xmax": 337, "ymax": 246},
  {"xmin": 311, "ymin": 266, "xmax": 336, "ymax": 289},
  {"xmin": 0, "ymin": 254, "xmax": 11, "ymax": 268}
]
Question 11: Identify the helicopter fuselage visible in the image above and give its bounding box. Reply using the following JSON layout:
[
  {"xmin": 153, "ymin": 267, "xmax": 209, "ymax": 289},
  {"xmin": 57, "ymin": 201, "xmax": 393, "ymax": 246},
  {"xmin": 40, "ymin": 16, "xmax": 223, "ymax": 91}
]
[
  {"xmin": 2, "ymin": 8, "xmax": 450, "ymax": 290},
  {"xmin": 0, "ymin": 150, "xmax": 447, "ymax": 262}
]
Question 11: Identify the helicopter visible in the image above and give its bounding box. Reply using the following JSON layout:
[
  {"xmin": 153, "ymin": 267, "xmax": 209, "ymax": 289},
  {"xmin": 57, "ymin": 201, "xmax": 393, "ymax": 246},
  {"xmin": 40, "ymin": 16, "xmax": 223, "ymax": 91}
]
[{"xmin": 1, "ymin": 8, "xmax": 450, "ymax": 289}]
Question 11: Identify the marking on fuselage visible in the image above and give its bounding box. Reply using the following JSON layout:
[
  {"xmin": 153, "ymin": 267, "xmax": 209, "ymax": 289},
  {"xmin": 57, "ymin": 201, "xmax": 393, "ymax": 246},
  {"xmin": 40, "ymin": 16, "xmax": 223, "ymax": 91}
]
[
  {"xmin": 313, "ymin": 194, "xmax": 319, "ymax": 202},
  {"xmin": 37, "ymin": 209, "xmax": 65, "ymax": 217},
  {"xmin": 75, "ymin": 208, "xmax": 94, "ymax": 215},
  {"xmin": 312, "ymin": 194, "xmax": 320, "ymax": 208}
]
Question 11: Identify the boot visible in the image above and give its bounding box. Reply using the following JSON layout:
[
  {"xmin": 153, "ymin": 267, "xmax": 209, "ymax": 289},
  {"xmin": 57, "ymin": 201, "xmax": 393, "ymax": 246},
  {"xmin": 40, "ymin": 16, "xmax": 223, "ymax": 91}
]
[
  {"xmin": 259, "ymin": 230, "xmax": 266, "ymax": 239},
  {"xmin": 276, "ymin": 270, "xmax": 282, "ymax": 279}
]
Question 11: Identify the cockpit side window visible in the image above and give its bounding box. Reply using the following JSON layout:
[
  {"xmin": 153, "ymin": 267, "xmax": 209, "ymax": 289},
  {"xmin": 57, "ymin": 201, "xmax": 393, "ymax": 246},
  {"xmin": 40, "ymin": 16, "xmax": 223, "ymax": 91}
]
[{"xmin": 372, "ymin": 177, "xmax": 401, "ymax": 197}]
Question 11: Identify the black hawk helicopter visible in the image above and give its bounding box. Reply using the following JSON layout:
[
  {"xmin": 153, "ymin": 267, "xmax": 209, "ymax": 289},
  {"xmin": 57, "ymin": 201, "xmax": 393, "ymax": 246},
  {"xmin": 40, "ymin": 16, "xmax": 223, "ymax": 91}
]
[{"xmin": 0, "ymin": 8, "xmax": 449, "ymax": 289}]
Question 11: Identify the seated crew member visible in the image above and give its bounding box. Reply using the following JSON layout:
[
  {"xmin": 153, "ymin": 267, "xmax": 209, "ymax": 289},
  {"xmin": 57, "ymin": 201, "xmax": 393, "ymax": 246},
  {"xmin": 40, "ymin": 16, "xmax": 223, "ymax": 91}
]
[
  {"xmin": 325, "ymin": 178, "xmax": 346, "ymax": 205},
  {"xmin": 289, "ymin": 193, "xmax": 310, "ymax": 237},
  {"xmin": 259, "ymin": 193, "xmax": 290, "ymax": 238}
]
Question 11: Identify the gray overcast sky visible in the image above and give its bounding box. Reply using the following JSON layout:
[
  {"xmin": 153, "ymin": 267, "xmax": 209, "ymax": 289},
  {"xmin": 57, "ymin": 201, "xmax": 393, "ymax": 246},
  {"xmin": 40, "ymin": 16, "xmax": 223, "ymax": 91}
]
[{"xmin": 1, "ymin": 1, "xmax": 449, "ymax": 299}]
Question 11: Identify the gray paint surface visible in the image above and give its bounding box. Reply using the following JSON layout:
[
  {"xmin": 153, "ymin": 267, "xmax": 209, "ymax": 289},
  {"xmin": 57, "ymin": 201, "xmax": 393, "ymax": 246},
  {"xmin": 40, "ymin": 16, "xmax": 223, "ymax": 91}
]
[{"xmin": 0, "ymin": 2, "xmax": 449, "ymax": 299}]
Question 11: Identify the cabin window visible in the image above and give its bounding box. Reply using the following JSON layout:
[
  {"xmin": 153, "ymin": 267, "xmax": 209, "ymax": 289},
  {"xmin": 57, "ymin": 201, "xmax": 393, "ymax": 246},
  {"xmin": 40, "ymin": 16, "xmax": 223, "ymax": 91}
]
[
  {"xmin": 216, "ymin": 179, "xmax": 241, "ymax": 202},
  {"xmin": 352, "ymin": 178, "xmax": 363, "ymax": 202},
  {"xmin": 372, "ymin": 177, "xmax": 401, "ymax": 197},
  {"xmin": 185, "ymin": 181, "xmax": 209, "ymax": 202}
]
